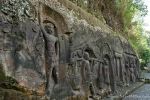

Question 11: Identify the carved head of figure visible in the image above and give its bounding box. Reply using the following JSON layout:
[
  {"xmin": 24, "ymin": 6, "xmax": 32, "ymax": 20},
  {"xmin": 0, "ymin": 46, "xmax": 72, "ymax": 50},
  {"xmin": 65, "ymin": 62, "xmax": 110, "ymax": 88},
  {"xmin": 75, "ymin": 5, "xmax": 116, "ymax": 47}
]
[
  {"xmin": 84, "ymin": 52, "xmax": 90, "ymax": 60},
  {"xmin": 125, "ymin": 58, "xmax": 128, "ymax": 65},
  {"xmin": 103, "ymin": 58, "xmax": 108, "ymax": 65},
  {"xmin": 45, "ymin": 23, "xmax": 55, "ymax": 35},
  {"xmin": 130, "ymin": 59, "xmax": 134, "ymax": 68},
  {"xmin": 70, "ymin": 51, "xmax": 78, "ymax": 63}
]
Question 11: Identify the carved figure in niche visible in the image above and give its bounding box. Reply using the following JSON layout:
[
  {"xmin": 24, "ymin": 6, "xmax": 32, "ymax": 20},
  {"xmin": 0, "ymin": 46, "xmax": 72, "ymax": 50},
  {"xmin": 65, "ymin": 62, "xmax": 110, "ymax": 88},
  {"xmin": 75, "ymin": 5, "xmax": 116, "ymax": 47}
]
[
  {"xmin": 133, "ymin": 59, "xmax": 139, "ymax": 82},
  {"xmin": 70, "ymin": 50, "xmax": 82, "ymax": 90},
  {"xmin": 124, "ymin": 60, "xmax": 130, "ymax": 86},
  {"xmin": 71, "ymin": 50, "xmax": 95, "ymax": 96},
  {"xmin": 129, "ymin": 61, "xmax": 136, "ymax": 83},
  {"xmin": 103, "ymin": 58, "xmax": 111, "ymax": 94},
  {"xmin": 90, "ymin": 60, "xmax": 101, "ymax": 98},
  {"xmin": 79, "ymin": 51, "xmax": 97, "ymax": 97},
  {"xmin": 97, "ymin": 62, "xmax": 104, "ymax": 89},
  {"xmin": 41, "ymin": 22, "xmax": 59, "ymax": 95},
  {"xmin": 129, "ymin": 68, "xmax": 135, "ymax": 83},
  {"xmin": 81, "ymin": 52, "xmax": 92, "ymax": 91}
]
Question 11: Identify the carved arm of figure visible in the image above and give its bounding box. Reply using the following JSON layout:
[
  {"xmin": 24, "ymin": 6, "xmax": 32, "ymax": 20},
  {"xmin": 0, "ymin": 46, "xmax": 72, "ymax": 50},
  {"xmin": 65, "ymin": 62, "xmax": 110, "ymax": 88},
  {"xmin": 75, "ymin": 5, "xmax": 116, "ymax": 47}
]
[
  {"xmin": 82, "ymin": 60, "xmax": 91, "ymax": 81},
  {"xmin": 40, "ymin": 24, "xmax": 49, "ymax": 41},
  {"xmin": 39, "ymin": 3, "xmax": 49, "ymax": 41},
  {"xmin": 56, "ymin": 39, "xmax": 59, "ymax": 56},
  {"xmin": 90, "ymin": 58, "xmax": 102, "ymax": 63},
  {"xmin": 76, "ymin": 58, "xmax": 84, "ymax": 61}
]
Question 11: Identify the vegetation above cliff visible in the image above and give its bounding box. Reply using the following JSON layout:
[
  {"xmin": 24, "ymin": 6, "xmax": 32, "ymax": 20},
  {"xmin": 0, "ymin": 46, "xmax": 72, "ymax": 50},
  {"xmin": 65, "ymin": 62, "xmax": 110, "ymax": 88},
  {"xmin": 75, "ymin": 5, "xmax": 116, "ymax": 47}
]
[
  {"xmin": 70, "ymin": 0, "xmax": 147, "ymax": 34},
  {"xmin": 69, "ymin": 0, "xmax": 150, "ymax": 67}
]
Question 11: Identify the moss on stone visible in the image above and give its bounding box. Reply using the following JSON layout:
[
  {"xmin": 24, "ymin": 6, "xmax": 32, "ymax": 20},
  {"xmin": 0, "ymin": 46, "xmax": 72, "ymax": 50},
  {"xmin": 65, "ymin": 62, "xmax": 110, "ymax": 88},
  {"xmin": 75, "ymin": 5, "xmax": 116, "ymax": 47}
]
[
  {"xmin": 0, "ymin": 87, "xmax": 45, "ymax": 100},
  {"xmin": 0, "ymin": 64, "xmax": 9, "ymax": 85},
  {"xmin": 0, "ymin": 64, "xmax": 27, "ymax": 93}
]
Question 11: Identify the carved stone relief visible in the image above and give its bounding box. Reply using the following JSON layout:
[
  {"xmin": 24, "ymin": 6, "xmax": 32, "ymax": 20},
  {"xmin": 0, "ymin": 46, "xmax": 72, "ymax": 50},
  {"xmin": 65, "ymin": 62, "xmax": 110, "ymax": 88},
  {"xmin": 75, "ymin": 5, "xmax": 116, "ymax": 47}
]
[
  {"xmin": 124, "ymin": 56, "xmax": 130, "ymax": 86},
  {"xmin": 41, "ymin": 22, "xmax": 59, "ymax": 95},
  {"xmin": 0, "ymin": 1, "xmax": 141, "ymax": 100},
  {"xmin": 115, "ymin": 52, "xmax": 124, "ymax": 87},
  {"xmin": 70, "ymin": 49, "xmax": 82, "ymax": 91}
]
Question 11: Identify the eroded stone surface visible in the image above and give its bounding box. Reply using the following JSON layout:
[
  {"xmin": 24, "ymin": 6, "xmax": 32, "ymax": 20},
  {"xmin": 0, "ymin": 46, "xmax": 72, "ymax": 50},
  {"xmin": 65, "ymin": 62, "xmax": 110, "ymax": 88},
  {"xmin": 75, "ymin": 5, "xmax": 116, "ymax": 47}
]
[
  {"xmin": 147, "ymin": 61, "xmax": 150, "ymax": 72},
  {"xmin": 0, "ymin": 0, "xmax": 140, "ymax": 99}
]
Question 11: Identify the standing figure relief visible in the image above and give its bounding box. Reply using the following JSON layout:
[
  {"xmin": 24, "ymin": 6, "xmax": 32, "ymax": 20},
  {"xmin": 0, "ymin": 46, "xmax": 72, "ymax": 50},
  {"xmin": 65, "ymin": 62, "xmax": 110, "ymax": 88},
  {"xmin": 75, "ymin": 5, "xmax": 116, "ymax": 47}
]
[
  {"xmin": 124, "ymin": 60, "xmax": 130, "ymax": 86},
  {"xmin": 69, "ymin": 50, "xmax": 82, "ymax": 90},
  {"xmin": 102, "ymin": 58, "xmax": 111, "ymax": 93},
  {"xmin": 129, "ymin": 61, "xmax": 136, "ymax": 83},
  {"xmin": 41, "ymin": 22, "xmax": 59, "ymax": 95}
]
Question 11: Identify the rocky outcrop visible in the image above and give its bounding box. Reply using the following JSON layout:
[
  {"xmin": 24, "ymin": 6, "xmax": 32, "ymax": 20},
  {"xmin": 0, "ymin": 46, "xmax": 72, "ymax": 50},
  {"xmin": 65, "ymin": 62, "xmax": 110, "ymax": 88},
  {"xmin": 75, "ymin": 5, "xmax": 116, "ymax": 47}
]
[
  {"xmin": 0, "ymin": 0, "xmax": 140, "ymax": 100},
  {"xmin": 147, "ymin": 61, "xmax": 150, "ymax": 72}
]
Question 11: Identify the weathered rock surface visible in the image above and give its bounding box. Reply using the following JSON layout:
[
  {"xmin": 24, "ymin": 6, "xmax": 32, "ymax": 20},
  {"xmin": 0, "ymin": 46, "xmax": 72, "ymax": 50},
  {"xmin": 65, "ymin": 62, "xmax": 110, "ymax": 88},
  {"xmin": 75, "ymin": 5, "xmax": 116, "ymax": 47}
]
[
  {"xmin": 0, "ymin": 0, "xmax": 140, "ymax": 100},
  {"xmin": 147, "ymin": 61, "xmax": 150, "ymax": 72}
]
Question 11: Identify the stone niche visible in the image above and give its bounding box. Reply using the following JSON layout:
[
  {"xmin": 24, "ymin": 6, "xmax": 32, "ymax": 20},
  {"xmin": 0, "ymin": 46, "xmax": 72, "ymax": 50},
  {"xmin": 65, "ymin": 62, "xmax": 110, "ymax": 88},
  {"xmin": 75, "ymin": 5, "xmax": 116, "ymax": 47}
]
[{"xmin": 0, "ymin": 0, "xmax": 140, "ymax": 100}]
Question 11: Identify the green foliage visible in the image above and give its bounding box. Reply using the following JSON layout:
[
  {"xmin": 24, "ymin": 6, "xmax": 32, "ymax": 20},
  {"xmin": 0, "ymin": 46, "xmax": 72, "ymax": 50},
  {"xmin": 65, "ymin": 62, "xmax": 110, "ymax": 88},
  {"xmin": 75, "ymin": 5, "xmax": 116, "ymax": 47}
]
[
  {"xmin": 128, "ymin": 24, "xmax": 150, "ymax": 67},
  {"xmin": 69, "ymin": 0, "xmax": 148, "ymax": 36},
  {"xmin": 116, "ymin": 0, "xmax": 147, "ymax": 34},
  {"xmin": 147, "ymin": 38, "xmax": 150, "ymax": 47},
  {"xmin": 133, "ymin": 0, "xmax": 148, "ymax": 16},
  {"xmin": 116, "ymin": 0, "xmax": 134, "ymax": 28},
  {"xmin": 140, "ymin": 48, "xmax": 150, "ymax": 67}
]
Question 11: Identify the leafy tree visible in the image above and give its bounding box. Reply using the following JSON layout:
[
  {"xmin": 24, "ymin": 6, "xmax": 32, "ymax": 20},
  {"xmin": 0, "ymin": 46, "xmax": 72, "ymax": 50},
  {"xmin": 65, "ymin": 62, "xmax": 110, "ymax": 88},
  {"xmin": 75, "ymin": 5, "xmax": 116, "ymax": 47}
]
[
  {"xmin": 116, "ymin": 0, "xmax": 147, "ymax": 34},
  {"xmin": 147, "ymin": 37, "xmax": 150, "ymax": 48},
  {"xmin": 133, "ymin": 0, "xmax": 148, "ymax": 17},
  {"xmin": 140, "ymin": 48, "xmax": 150, "ymax": 67}
]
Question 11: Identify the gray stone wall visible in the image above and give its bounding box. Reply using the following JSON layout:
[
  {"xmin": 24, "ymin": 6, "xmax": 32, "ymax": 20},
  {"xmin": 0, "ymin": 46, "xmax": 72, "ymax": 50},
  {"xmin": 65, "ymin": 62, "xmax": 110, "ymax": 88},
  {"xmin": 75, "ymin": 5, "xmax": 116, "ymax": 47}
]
[{"xmin": 0, "ymin": 0, "xmax": 140, "ymax": 99}]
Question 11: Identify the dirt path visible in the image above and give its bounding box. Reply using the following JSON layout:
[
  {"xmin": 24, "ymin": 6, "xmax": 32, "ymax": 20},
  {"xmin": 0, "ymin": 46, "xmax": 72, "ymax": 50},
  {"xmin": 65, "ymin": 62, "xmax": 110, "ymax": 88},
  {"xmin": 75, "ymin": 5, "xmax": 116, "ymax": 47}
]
[{"xmin": 123, "ymin": 84, "xmax": 150, "ymax": 100}]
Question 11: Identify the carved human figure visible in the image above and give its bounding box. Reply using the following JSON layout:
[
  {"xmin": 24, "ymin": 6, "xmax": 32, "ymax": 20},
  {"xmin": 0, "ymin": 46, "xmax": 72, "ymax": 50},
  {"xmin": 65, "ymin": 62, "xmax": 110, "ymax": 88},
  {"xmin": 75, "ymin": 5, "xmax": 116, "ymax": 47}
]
[
  {"xmin": 129, "ymin": 61, "xmax": 136, "ymax": 83},
  {"xmin": 91, "ymin": 60, "xmax": 99, "ymax": 75},
  {"xmin": 80, "ymin": 52, "xmax": 97, "ymax": 97},
  {"xmin": 103, "ymin": 58, "xmax": 111, "ymax": 93},
  {"xmin": 97, "ymin": 62, "xmax": 104, "ymax": 89},
  {"xmin": 70, "ymin": 50, "xmax": 82, "ymax": 90},
  {"xmin": 133, "ymin": 59, "xmax": 139, "ymax": 82},
  {"xmin": 41, "ymin": 23, "xmax": 59, "ymax": 95},
  {"xmin": 124, "ymin": 62, "xmax": 130, "ymax": 86},
  {"xmin": 71, "ymin": 50, "xmax": 82, "ymax": 71},
  {"xmin": 129, "ymin": 68, "xmax": 135, "ymax": 83},
  {"xmin": 90, "ymin": 60, "xmax": 100, "ymax": 97},
  {"xmin": 81, "ymin": 52, "xmax": 91, "ymax": 80}
]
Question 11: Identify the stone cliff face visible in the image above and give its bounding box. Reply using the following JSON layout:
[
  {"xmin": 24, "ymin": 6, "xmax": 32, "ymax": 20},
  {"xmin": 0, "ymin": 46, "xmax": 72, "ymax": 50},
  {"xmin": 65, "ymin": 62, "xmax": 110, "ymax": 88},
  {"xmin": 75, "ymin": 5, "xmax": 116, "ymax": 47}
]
[{"xmin": 0, "ymin": 0, "xmax": 140, "ymax": 100}]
